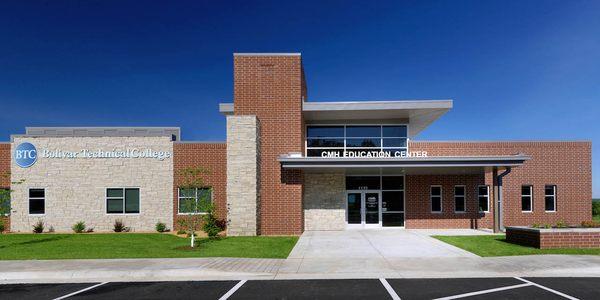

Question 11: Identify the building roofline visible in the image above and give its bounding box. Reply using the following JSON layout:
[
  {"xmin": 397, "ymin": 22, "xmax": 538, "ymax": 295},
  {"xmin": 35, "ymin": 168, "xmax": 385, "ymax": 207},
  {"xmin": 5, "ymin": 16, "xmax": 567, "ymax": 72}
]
[{"xmin": 233, "ymin": 53, "xmax": 301, "ymax": 56}]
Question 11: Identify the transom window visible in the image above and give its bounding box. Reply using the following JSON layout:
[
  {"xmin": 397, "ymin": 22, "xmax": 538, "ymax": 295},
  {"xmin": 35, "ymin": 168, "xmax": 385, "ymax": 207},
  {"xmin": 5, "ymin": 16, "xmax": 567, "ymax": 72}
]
[
  {"xmin": 178, "ymin": 187, "xmax": 212, "ymax": 214},
  {"xmin": 521, "ymin": 185, "xmax": 533, "ymax": 212},
  {"xmin": 306, "ymin": 125, "xmax": 408, "ymax": 157},
  {"xmin": 106, "ymin": 188, "xmax": 140, "ymax": 214},
  {"xmin": 545, "ymin": 185, "xmax": 556, "ymax": 212},
  {"xmin": 478, "ymin": 185, "xmax": 490, "ymax": 213}
]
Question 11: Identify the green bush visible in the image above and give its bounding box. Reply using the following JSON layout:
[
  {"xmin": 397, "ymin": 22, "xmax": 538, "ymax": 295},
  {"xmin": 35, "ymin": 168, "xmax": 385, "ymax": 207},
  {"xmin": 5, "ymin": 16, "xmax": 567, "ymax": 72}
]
[
  {"xmin": 113, "ymin": 219, "xmax": 128, "ymax": 232},
  {"xmin": 555, "ymin": 220, "xmax": 568, "ymax": 228},
  {"xmin": 202, "ymin": 204, "xmax": 224, "ymax": 239},
  {"xmin": 32, "ymin": 220, "xmax": 44, "ymax": 233},
  {"xmin": 0, "ymin": 219, "xmax": 5, "ymax": 233},
  {"xmin": 593, "ymin": 201, "xmax": 600, "ymax": 216},
  {"xmin": 176, "ymin": 229, "xmax": 186, "ymax": 235},
  {"xmin": 72, "ymin": 221, "xmax": 86, "ymax": 233},
  {"xmin": 155, "ymin": 222, "xmax": 167, "ymax": 233},
  {"xmin": 531, "ymin": 223, "xmax": 540, "ymax": 228}
]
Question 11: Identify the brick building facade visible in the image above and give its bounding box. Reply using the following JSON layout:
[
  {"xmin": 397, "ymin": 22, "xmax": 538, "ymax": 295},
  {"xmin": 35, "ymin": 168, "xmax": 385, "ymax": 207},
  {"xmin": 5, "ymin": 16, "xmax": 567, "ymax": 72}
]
[{"xmin": 1, "ymin": 53, "xmax": 593, "ymax": 235}]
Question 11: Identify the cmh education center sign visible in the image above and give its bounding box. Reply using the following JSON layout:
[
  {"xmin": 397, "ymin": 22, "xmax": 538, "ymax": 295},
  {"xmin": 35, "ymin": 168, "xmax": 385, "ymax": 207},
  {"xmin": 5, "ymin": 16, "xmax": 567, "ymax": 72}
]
[{"xmin": 320, "ymin": 150, "xmax": 428, "ymax": 158}]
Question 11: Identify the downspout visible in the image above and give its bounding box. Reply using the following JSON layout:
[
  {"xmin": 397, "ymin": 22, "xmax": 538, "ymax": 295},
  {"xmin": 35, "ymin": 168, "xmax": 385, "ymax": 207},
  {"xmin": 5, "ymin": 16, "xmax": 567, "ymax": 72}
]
[{"xmin": 494, "ymin": 167, "xmax": 512, "ymax": 233}]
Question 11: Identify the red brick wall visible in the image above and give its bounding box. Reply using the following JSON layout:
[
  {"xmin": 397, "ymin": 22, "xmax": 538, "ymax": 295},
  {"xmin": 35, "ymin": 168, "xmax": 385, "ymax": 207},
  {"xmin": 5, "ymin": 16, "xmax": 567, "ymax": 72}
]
[
  {"xmin": 405, "ymin": 174, "xmax": 487, "ymax": 228},
  {"xmin": 410, "ymin": 141, "xmax": 592, "ymax": 228},
  {"xmin": 0, "ymin": 143, "xmax": 10, "ymax": 232},
  {"xmin": 173, "ymin": 142, "xmax": 227, "ymax": 230},
  {"xmin": 507, "ymin": 227, "xmax": 600, "ymax": 249},
  {"xmin": 233, "ymin": 55, "xmax": 305, "ymax": 235}
]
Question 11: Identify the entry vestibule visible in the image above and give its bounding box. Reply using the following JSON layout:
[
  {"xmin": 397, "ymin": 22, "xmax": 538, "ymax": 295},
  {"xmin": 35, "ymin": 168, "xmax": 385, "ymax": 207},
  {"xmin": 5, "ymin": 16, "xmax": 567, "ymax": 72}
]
[{"xmin": 345, "ymin": 175, "xmax": 405, "ymax": 228}]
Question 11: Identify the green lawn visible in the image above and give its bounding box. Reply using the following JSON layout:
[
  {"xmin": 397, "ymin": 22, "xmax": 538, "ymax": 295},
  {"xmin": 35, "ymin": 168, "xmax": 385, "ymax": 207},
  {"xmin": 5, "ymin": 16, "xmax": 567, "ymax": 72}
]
[
  {"xmin": 433, "ymin": 235, "xmax": 600, "ymax": 257},
  {"xmin": 0, "ymin": 233, "xmax": 298, "ymax": 260}
]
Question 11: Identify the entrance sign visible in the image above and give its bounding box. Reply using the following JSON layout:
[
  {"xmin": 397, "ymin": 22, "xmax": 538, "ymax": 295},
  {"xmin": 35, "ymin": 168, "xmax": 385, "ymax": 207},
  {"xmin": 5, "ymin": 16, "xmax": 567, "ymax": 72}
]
[
  {"xmin": 321, "ymin": 150, "xmax": 428, "ymax": 158},
  {"xmin": 14, "ymin": 142, "xmax": 38, "ymax": 168}
]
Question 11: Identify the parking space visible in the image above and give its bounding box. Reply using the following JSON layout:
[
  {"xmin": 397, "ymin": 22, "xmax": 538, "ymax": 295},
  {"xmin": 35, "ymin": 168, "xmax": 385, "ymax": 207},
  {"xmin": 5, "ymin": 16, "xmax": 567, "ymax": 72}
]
[{"xmin": 0, "ymin": 277, "xmax": 597, "ymax": 300}]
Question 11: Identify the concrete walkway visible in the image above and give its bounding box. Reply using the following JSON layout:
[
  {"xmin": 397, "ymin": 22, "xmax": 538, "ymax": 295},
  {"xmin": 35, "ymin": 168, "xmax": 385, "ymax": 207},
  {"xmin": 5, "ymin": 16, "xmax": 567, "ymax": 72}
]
[{"xmin": 1, "ymin": 230, "xmax": 600, "ymax": 283}]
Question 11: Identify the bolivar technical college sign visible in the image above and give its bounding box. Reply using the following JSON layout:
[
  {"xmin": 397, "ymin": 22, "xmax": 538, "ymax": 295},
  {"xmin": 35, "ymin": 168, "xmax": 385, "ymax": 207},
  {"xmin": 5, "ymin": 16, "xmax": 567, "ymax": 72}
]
[
  {"xmin": 14, "ymin": 142, "xmax": 172, "ymax": 168},
  {"xmin": 321, "ymin": 150, "xmax": 428, "ymax": 158}
]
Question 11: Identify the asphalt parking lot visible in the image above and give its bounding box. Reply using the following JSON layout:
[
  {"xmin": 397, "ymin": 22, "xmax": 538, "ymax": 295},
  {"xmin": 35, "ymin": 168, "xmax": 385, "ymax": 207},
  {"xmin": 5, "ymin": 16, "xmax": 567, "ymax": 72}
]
[{"xmin": 0, "ymin": 277, "xmax": 598, "ymax": 300}]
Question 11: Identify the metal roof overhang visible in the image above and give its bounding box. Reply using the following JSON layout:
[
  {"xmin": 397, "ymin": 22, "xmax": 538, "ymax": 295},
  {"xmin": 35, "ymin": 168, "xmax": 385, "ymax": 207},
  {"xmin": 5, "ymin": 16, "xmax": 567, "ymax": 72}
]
[{"xmin": 278, "ymin": 155, "xmax": 530, "ymax": 175}]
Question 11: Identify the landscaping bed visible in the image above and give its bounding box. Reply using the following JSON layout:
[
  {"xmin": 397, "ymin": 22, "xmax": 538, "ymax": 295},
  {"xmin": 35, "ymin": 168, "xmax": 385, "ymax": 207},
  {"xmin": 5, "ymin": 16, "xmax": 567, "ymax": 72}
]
[
  {"xmin": 0, "ymin": 233, "xmax": 298, "ymax": 260},
  {"xmin": 506, "ymin": 226, "xmax": 600, "ymax": 249}
]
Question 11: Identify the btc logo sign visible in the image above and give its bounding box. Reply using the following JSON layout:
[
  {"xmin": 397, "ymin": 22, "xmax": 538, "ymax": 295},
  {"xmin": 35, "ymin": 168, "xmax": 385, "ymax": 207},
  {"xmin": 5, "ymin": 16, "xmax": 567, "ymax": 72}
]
[{"xmin": 15, "ymin": 142, "xmax": 37, "ymax": 168}]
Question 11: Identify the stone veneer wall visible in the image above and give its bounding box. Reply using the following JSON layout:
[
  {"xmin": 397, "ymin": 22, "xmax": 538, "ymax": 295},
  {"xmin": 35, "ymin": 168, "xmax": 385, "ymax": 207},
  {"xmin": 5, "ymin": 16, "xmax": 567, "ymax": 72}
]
[
  {"xmin": 226, "ymin": 115, "xmax": 260, "ymax": 236},
  {"xmin": 10, "ymin": 136, "xmax": 173, "ymax": 232},
  {"xmin": 303, "ymin": 172, "xmax": 346, "ymax": 231}
]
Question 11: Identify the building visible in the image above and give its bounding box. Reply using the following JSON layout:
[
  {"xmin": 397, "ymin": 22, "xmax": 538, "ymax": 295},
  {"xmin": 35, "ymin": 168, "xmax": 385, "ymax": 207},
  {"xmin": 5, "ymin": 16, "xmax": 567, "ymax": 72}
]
[{"xmin": 0, "ymin": 53, "xmax": 592, "ymax": 235}]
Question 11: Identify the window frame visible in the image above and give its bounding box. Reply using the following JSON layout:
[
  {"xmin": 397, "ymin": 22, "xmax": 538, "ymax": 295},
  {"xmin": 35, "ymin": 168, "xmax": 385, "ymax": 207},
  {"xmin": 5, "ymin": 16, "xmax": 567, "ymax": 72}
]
[
  {"xmin": 454, "ymin": 185, "xmax": 466, "ymax": 213},
  {"xmin": 305, "ymin": 124, "xmax": 410, "ymax": 157},
  {"xmin": 28, "ymin": 188, "xmax": 45, "ymax": 216},
  {"xmin": 105, "ymin": 187, "xmax": 141, "ymax": 215},
  {"xmin": 177, "ymin": 187, "xmax": 213, "ymax": 215},
  {"xmin": 478, "ymin": 185, "xmax": 490, "ymax": 213},
  {"xmin": 544, "ymin": 185, "xmax": 557, "ymax": 213},
  {"xmin": 521, "ymin": 185, "xmax": 533, "ymax": 213},
  {"xmin": 430, "ymin": 185, "xmax": 443, "ymax": 213}
]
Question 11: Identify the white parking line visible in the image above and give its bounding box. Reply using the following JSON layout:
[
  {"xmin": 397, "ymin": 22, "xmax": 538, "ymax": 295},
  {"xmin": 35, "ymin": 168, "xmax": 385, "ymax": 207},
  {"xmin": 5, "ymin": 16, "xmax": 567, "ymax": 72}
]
[
  {"xmin": 433, "ymin": 283, "xmax": 531, "ymax": 300},
  {"xmin": 379, "ymin": 278, "xmax": 401, "ymax": 300},
  {"xmin": 514, "ymin": 277, "xmax": 580, "ymax": 300},
  {"xmin": 219, "ymin": 280, "xmax": 247, "ymax": 300},
  {"xmin": 53, "ymin": 282, "xmax": 109, "ymax": 300}
]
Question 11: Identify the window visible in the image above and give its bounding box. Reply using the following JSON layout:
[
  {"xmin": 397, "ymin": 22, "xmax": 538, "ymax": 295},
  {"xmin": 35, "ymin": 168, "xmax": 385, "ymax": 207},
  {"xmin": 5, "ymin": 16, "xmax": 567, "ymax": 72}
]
[
  {"xmin": 478, "ymin": 185, "xmax": 490, "ymax": 213},
  {"xmin": 178, "ymin": 187, "xmax": 212, "ymax": 214},
  {"xmin": 521, "ymin": 185, "xmax": 533, "ymax": 212},
  {"xmin": 431, "ymin": 186, "xmax": 442, "ymax": 213},
  {"xmin": 0, "ymin": 188, "xmax": 9, "ymax": 216},
  {"xmin": 29, "ymin": 188, "xmax": 45, "ymax": 215},
  {"xmin": 106, "ymin": 188, "xmax": 140, "ymax": 214},
  {"xmin": 454, "ymin": 186, "xmax": 466, "ymax": 212},
  {"xmin": 545, "ymin": 185, "xmax": 556, "ymax": 212},
  {"xmin": 306, "ymin": 125, "xmax": 408, "ymax": 157}
]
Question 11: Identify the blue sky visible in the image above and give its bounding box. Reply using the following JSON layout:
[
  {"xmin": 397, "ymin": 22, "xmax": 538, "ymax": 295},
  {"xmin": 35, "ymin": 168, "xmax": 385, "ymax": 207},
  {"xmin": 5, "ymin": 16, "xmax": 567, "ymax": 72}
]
[{"xmin": 0, "ymin": 1, "xmax": 599, "ymax": 196}]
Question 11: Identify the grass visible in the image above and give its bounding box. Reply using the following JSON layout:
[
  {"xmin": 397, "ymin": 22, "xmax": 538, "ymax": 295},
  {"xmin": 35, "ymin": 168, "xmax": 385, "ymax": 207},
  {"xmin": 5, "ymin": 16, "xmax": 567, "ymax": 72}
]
[
  {"xmin": 433, "ymin": 235, "xmax": 600, "ymax": 257},
  {"xmin": 0, "ymin": 233, "xmax": 298, "ymax": 260},
  {"xmin": 593, "ymin": 214, "xmax": 600, "ymax": 222}
]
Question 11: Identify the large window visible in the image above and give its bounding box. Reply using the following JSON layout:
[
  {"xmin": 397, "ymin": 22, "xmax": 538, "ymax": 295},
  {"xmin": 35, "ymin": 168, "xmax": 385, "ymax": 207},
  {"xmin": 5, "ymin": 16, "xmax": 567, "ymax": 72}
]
[
  {"xmin": 521, "ymin": 185, "xmax": 533, "ymax": 212},
  {"xmin": 478, "ymin": 185, "xmax": 489, "ymax": 213},
  {"xmin": 381, "ymin": 176, "xmax": 404, "ymax": 227},
  {"xmin": 431, "ymin": 186, "xmax": 442, "ymax": 213},
  {"xmin": 106, "ymin": 188, "xmax": 140, "ymax": 214},
  {"xmin": 306, "ymin": 125, "xmax": 408, "ymax": 157},
  {"xmin": 454, "ymin": 186, "xmax": 466, "ymax": 212},
  {"xmin": 29, "ymin": 188, "xmax": 45, "ymax": 215},
  {"xmin": 545, "ymin": 185, "xmax": 556, "ymax": 212},
  {"xmin": 178, "ymin": 187, "xmax": 212, "ymax": 214}
]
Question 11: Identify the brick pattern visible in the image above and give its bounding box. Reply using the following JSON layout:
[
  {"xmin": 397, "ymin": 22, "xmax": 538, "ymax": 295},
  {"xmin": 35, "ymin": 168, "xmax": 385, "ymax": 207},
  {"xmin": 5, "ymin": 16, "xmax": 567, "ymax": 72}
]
[
  {"xmin": 173, "ymin": 142, "xmax": 227, "ymax": 231},
  {"xmin": 0, "ymin": 143, "xmax": 9, "ymax": 232},
  {"xmin": 410, "ymin": 141, "xmax": 592, "ymax": 228},
  {"xmin": 507, "ymin": 227, "xmax": 600, "ymax": 249},
  {"xmin": 405, "ymin": 174, "xmax": 487, "ymax": 228},
  {"xmin": 233, "ymin": 55, "xmax": 305, "ymax": 235}
]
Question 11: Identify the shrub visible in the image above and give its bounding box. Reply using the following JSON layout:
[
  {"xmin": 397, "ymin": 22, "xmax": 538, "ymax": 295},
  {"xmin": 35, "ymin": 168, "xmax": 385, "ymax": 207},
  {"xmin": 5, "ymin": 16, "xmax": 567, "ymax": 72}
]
[
  {"xmin": 543, "ymin": 224, "xmax": 551, "ymax": 229},
  {"xmin": 72, "ymin": 221, "xmax": 86, "ymax": 233},
  {"xmin": 86, "ymin": 227, "xmax": 94, "ymax": 233},
  {"xmin": 0, "ymin": 219, "xmax": 5, "ymax": 233},
  {"xmin": 32, "ymin": 220, "xmax": 44, "ymax": 233},
  {"xmin": 531, "ymin": 223, "xmax": 540, "ymax": 228},
  {"xmin": 155, "ymin": 222, "xmax": 167, "ymax": 233},
  {"xmin": 48, "ymin": 226, "xmax": 55, "ymax": 233},
  {"xmin": 593, "ymin": 201, "xmax": 600, "ymax": 216},
  {"xmin": 581, "ymin": 220, "xmax": 600, "ymax": 228},
  {"xmin": 113, "ymin": 219, "xmax": 128, "ymax": 232},
  {"xmin": 555, "ymin": 220, "xmax": 568, "ymax": 228},
  {"xmin": 176, "ymin": 229, "xmax": 186, "ymax": 235},
  {"xmin": 202, "ymin": 204, "xmax": 224, "ymax": 239}
]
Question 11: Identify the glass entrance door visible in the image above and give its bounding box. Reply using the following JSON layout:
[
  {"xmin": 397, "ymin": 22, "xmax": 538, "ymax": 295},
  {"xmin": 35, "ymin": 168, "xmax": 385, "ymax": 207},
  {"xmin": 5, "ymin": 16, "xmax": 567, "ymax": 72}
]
[{"xmin": 346, "ymin": 191, "xmax": 382, "ymax": 227}]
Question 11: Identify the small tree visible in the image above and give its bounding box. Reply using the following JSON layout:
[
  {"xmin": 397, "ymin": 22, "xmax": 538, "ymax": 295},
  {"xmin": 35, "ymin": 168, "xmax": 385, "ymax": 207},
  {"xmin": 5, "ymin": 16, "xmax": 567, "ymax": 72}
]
[
  {"xmin": 178, "ymin": 166, "xmax": 211, "ymax": 248},
  {"xmin": 0, "ymin": 173, "xmax": 24, "ymax": 234}
]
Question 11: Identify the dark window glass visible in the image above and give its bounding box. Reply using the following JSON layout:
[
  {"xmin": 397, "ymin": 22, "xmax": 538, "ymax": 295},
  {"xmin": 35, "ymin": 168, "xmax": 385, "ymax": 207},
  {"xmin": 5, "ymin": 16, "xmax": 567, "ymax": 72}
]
[
  {"xmin": 346, "ymin": 126, "xmax": 380, "ymax": 137},
  {"xmin": 382, "ymin": 191, "xmax": 404, "ymax": 212},
  {"xmin": 179, "ymin": 197, "xmax": 195, "ymax": 213},
  {"xmin": 431, "ymin": 186, "xmax": 442, "ymax": 196},
  {"xmin": 306, "ymin": 138, "xmax": 344, "ymax": 147},
  {"xmin": 522, "ymin": 197, "xmax": 532, "ymax": 211},
  {"xmin": 521, "ymin": 185, "xmax": 532, "ymax": 211},
  {"xmin": 306, "ymin": 126, "xmax": 344, "ymax": 138},
  {"xmin": 382, "ymin": 176, "xmax": 404, "ymax": 190},
  {"xmin": 431, "ymin": 197, "xmax": 442, "ymax": 212},
  {"xmin": 454, "ymin": 186, "xmax": 465, "ymax": 196},
  {"xmin": 455, "ymin": 197, "xmax": 465, "ymax": 212},
  {"xmin": 545, "ymin": 185, "xmax": 556, "ymax": 211},
  {"xmin": 345, "ymin": 138, "xmax": 380, "ymax": 147},
  {"xmin": 307, "ymin": 149, "xmax": 343, "ymax": 157},
  {"xmin": 382, "ymin": 126, "xmax": 407, "ymax": 137},
  {"xmin": 347, "ymin": 193, "xmax": 362, "ymax": 224},
  {"xmin": 382, "ymin": 213, "xmax": 404, "ymax": 227},
  {"xmin": 382, "ymin": 138, "xmax": 407, "ymax": 147},
  {"xmin": 125, "ymin": 188, "xmax": 140, "ymax": 213},
  {"xmin": 545, "ymin": 186, "xmax": 555, "ymax": 196},
  {"xmin": 545, "ymin": 196, "xmax": 555, "ymax": 211},
  {"xmin": 521, "ymin": 186, "xmax": 531, "ymax": 196},
  {"xmin": 106, "ymin": 188, "xmax": 123, "ymax": 198},
  {"xmin": 29, "ymin": 189, "xmax": 45, "ymax": 198},
  {"xmin": 29, "ymin": 199, "xmax": 44, "ymax": 214},
  {"xmin": 478, "ymin": 186, "xmax": 488, "ymax": 196},
  {"xmin": 179, "ymin": 188, "xmax": 195, "ymax": 198},
  {"xmin": 478, "ymin": 186, "xmax": 489, "ymax": 212},
  {"xmin": 107, "ymin": 199, "xmax": 124, "ymax": 213},
  {"xmin": 346, "ymin": 176, "xmax": 381, "ymax": 190}
]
